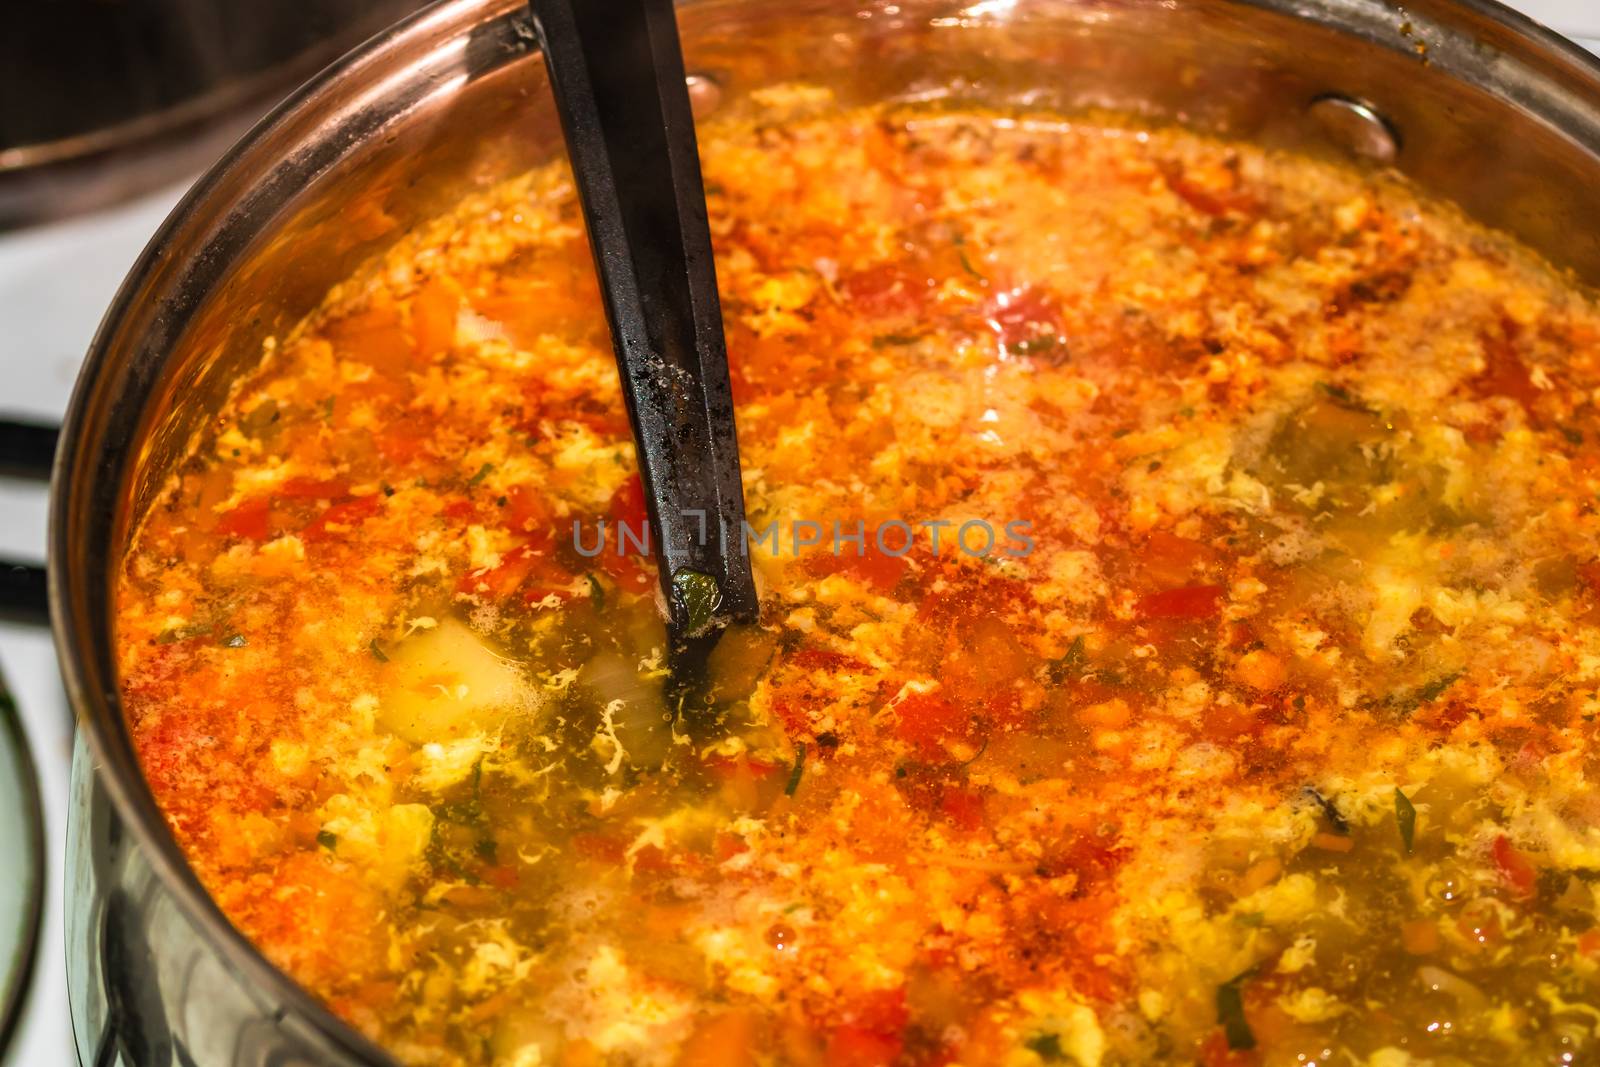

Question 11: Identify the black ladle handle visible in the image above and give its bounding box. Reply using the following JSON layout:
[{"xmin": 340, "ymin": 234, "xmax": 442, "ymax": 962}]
[{"xmin": 530, "ymin": 0, "xmax": 758, "ymax": 642}]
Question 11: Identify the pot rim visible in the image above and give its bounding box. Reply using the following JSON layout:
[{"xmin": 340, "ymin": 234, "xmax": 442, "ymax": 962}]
[{"xmin": 47, "ymin": 0, "xmax": 1600, "ymax": 1063}]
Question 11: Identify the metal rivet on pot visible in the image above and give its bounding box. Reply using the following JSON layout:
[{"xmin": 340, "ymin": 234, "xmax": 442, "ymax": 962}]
[
  {"xmin": 1308, "ymin": 95, "xmax": 1400, "ymax": 164},
  {"xmin": 686, "ymin": 73, "xmax": 723, "ymax": 118}
]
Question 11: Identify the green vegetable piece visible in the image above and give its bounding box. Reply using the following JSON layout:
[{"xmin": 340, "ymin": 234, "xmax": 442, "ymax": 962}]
[
  {"xmin": 671, "ymin": 570, "xmax": 722, "ymax": 636},
  {"xmin": 953, "ymin": 232, "xmax": 985, "ymax": 279},
  {"xmin": 1025, "ymin": 1033, "xmax": 1063, "ymax": 1060},
  {"xmin": 316, "ymin": 830, "xmax": 338, "ymax": 851},
  {"xmin": 368, "ymin": 638, "xmax": 389, "ymax": 663},
  {"xmin": 1414, "ymin": 672, "xmax": 1461, "ymax": 705},
  {"xmin": 1216, "ymin": 969, "xmax": 1257, "ymax": 1051},
  {"xmin": 468, "ymin": 462, "xmax": 494, "ymax": 486},
  {"xmin": 786, "ymin": 743, "xmax": 808, "ymax": 796},
  {"xmin": 587, "ymin": 574, "xmax": 605, "ymax": 610},
  {"xmin": 1395, "ymin": 787, "xmax": 1417, "ymax": 854},
  {"xmin": 1315, "ymin": 380, "xmax": 1377, "ymax": 414}
]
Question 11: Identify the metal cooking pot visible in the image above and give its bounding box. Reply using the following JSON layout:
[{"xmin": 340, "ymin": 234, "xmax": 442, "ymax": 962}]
[{"xmin": 49, "ymin": 1, "xmax": 1600, "ymax": 1064}]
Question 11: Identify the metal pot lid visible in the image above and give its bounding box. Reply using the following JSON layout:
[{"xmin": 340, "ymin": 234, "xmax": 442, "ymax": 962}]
[{"xmin": 0, "ymin": 674, "xmax": 44, "ymax": 1058}]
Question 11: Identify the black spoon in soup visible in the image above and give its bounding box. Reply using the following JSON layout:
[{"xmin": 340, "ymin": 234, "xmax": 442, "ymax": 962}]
[{"xmin": 529, "ymin": 0, "xmax": 759, "ymax": 675}]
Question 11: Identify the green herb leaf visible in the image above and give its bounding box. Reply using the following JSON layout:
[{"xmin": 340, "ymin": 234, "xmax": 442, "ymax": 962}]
[
  {"xmin": 468, "ymin": 463, "xmax": 494, "ymax": 486},
  {"xmin": 1415, "ymin": 672, "xmax": 1461, "ymax": 704},
  {"xmin": 316, "ymin": 830, "xmax": 338, "ymax": 851},
  {"xmin": 1234, "ymin": 911, "xmax": 1265, "ymax": 927},
  {"xmin": 1395, "ymin": 787, "xmax": 1417, "ymax": 854},
  {"xmin": 871, "ymin": 332, "xmax": 922, "ymax": 348},
  {"xmin": 1024, "ymin": 1033, "xmax": 1063, "ymax": 1061},
  {"xmin": 1051, "ymin": 635, "xmax": 1088, "ymax": 683},
  {"xmin": 952, "ymin": 231, "xmax": 986, "ymax": 279},
  {"xmin": 671, "ymin": 570, "xmax": 722, "ymax": 636},
  {"xmin": 1388, "ymin": 670, "xmax": 1462, "ymax": 715},
  {"xmin": 586, "ymin": 574, "xmax": 605, "ymax": 611},
  {"xmin": 786, "ymin": 742, "xmax": 808, "ymax": 797},
  {"xmin": 1315, "ymin": 381, "xmax": 1377, "ymax": 414},
  {"xmin": 321, "ymin": 396, "xmax": 336, "ymax": 422},
  {"xmin": 1216, "ymin": 968, "xmax": 1258, "ymax": 1051},
  {"xmin": 157, "ymin": 623, "xmax": 212, "ymax": 645},
  {"xmin": 368, "ymin": 639, "xmax": 389, "ymax": 663}
]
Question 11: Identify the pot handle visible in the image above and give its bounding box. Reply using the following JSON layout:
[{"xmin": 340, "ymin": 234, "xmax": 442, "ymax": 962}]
[{"xmin": 0, "ymin": 417, "xmax": 56, "ymax": 627}]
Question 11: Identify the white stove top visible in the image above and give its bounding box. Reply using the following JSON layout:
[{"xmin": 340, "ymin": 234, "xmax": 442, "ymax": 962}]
[{"xmin": 1, "ymin": 9, "xmax": 1595, "ymax": 1066}]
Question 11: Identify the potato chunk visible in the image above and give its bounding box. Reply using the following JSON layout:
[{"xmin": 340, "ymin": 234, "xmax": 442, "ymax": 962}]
[{"xmin": 378, "ymin": 618, "xmax": 535, "ymax": 742}]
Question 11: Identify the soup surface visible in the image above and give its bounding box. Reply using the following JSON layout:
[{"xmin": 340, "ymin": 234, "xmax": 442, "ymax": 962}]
[{"xmin": 118, "ymin": 89, "xmax": 1600, "ymax": 1067}]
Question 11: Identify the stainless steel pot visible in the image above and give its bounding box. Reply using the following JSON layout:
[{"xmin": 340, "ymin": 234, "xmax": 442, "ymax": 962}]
[{"xmin": 50, "ymin": 1, "xmax": 1600, "ymax": 1064}]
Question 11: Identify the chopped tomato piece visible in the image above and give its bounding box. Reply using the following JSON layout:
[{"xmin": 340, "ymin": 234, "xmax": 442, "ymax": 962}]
[
  {"xmin": 894, "ymin": 691, "xmax": 971, "ymax": 756},
  {"xmin": 570, "ymin": 833, "xmax": 626, "ymax": 865},
  {"xmin": 503, "ymin": 484, "xmax": 553, "ymax": 534},
  {"xmin": 1137, "ymin": 530, "xmax": 1219, "ymax": 589},
  {"xmin": 216, "ymin": 496, "xmax": 271, "ymax": 541},
  {"xmin": 789, "ymin": 648, "xmax": 869, "ymax": 673},
  {"xmin": 609, "ymin": 475, "xmax": 650, "ymax": 533},
  {"xmin": 986, "ymin": 284, "xmax": 1062, "ymax": 350},
  {"xmin": 276, "ymin": 477, "xmax": 350, "ymax": 500},
  {"xmin": 301, "ymin": 496, "xmax": 381, "ymax": 542},
  {"xmin": 938, "ymin": 787, "xmax": 985, "ymax": 831},
  {"xmin": 805, "ymin": 537, "xmax": 911, "ymax": 592},
  {"xmin": 440, "ymin": 498, "xmax": 478, "ymax": 522},
  {"xmin": 841, "ymin": 262, "xmax": 936, "ymax": 319},
  {"xmin": 1492, "ymin": 835, "xmax": 1538, "ymax": 900},
  {"xmin": 1137, "ymin": 583, "xmax": 1224, "ymax": 620},
  {"xmin": 1474, "ymin": 318, "xmax": 1541, "ymax": 407}
]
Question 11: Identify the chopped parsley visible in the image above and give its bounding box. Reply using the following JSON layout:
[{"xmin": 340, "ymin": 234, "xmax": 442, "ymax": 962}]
[
  {"xmin": 1315, "ymin": 380, "xmax": 1378, "ymax": 413},
  {"xmin": 1024, "ymin": 1033, "xmax": 1064, "ymax": 1060},
  {"xmin": 786, "ymin": 742, "xmax": 808, "ymax": 796},
  {"xmin": 1395, "ymin": 787, "xmax": 1417, "ymax": 854},
  {"xmin": 871, "ymin": 332, "xmax": 922, "ymax": 348}
]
